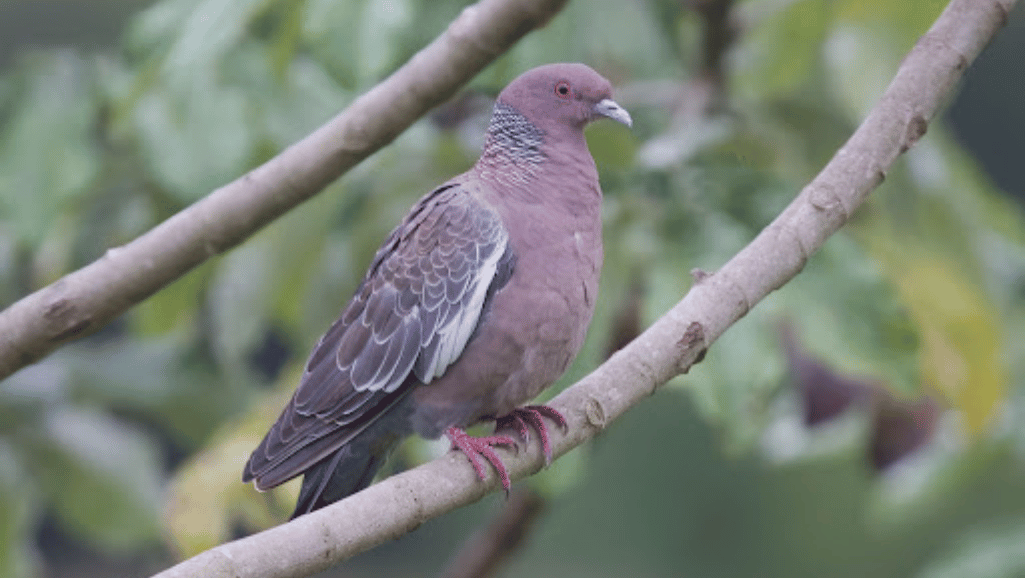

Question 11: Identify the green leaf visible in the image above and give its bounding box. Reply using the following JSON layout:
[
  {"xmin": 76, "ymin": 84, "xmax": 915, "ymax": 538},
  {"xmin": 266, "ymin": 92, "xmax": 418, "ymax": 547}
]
[
  {"xmin": 208, "ymin": 238, "xmax": 274, "ymax": 373},
  {"xmin": 357, "ymin": 0, "xmax": 414, "ymax": 82},
  {"xmin": 31, "ymin": 406, "xmax": 163, "ymax": 552},
  {"xmin": 164, "ymin": 368, "xmax": 304, "ymax": 553},
  {"xmin": 917, "ymin": 519, "xmax": 1025, "ymax": 578},
  {"xmin": 134, "ymin": 259, "xmax": 216, "ymax": 335},
  {"xmin": 159, "ymin": 0, "xmax": 275, "ymax": 85},
  {"xmin": 132, "ymin": 71, "xmax": 254, "ymax": 201},
  {"xmin": 0, "ymin": 440, "xmax": 41, "ymax": 578},
  {"xmin": 0, "ymin": 51, "xmax": 100, "ymax": 247},
  {"xmin": 765, "ymin": 234, "xmax": 921, "ymax": 396},
  {"xmin": 61, "ymin": 336, "xmax": 242, "ymax": 448},
  {"xmin": 734, "ymin": 0, "xmax": 835, "ymax": 100}
]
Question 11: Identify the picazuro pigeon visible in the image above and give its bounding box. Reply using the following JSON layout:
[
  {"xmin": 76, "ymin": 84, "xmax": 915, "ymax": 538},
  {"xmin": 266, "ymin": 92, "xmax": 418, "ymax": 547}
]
[{"xmin": 243, "ymin": 63, "xmax": 632, "ymax": 518}]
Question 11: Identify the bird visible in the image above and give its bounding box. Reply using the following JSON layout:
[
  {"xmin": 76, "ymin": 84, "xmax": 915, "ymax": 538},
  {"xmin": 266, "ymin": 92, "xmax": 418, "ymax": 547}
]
[{"xmin": 243, "ymin": 63, "xmax": 632, "ymax": 518}]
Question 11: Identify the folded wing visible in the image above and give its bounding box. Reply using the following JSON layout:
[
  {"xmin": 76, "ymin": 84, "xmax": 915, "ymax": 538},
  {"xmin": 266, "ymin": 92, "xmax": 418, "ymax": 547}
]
[{"xmin": 243, "ymin": 183, "xmax": 512, "ymax": 489}]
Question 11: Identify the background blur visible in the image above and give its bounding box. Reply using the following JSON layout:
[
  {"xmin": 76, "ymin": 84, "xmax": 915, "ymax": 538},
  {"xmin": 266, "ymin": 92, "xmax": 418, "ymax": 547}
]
[{"xmin": 1, "ymin": 0, "xmax": 1024, "ymax": 577}]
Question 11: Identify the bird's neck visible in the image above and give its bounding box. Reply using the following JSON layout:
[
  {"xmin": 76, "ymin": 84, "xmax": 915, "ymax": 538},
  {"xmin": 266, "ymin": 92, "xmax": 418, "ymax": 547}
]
[
  {"xmin": 475, "ymin": 103, "xmax": 599, "ymax": 211},
  {"xmin": 475, "ymin": 102, "xmax": 546, "ymax": 183}
]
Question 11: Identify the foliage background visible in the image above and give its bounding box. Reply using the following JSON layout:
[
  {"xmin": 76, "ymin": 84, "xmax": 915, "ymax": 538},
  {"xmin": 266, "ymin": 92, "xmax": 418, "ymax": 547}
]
[{"xmin": 0, "ymin": 0, "xmax": 1024, "ymax": 577}]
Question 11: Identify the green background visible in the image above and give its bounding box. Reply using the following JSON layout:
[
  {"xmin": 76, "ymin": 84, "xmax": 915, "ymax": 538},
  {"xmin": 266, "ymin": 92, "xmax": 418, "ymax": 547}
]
[{"xmin": 1, "ymin": 0, "xmax": 1024, "ymax": 576}]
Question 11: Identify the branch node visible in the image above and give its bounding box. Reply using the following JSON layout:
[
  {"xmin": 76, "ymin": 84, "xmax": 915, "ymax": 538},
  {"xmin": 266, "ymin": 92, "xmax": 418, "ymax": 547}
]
[
  {"xmin": 774, "ymin": 223, "xmax": 810, "ymax": 274},
  {"xmin": 994, "ymin": 0, "xmax": 1011, "ymax": 26},
  {"xmin": 871, "ymin": 167, "xmax": 887, "ymax": 188},
  {"xmin": 716, "ymin": 273, "xmax": 753, "ymax": 318},
  {"xmin": 901, "ymin": 114, "xmax": 929, "ymax": 152},
  {"xmin": 677, "ymin": 321, "xmax": 708, "ymax": 373},
  {"xmin": 43, "ymin": 295, "xmax": 91, "ymax": 342},
  {"xmin": 807, "ymin": 184, "xmax": 850, "ymax": 223},
  {"xmin": 690, "ymin": 268, "xmax": 713, "ymax": 283},
  {"xmin": 585, "ymin": 397, "xmax": 607, "ymax": 430}
]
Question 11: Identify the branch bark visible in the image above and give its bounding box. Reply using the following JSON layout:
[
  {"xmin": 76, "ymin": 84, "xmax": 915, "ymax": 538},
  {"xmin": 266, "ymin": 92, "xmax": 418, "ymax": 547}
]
[
  {"xmin": 0, "ymin": 0, "xmax": 568, "ymax": 381},
  {"xmin": 149, "ymin": 0, "xmax": 1015, "ymax": 577}
]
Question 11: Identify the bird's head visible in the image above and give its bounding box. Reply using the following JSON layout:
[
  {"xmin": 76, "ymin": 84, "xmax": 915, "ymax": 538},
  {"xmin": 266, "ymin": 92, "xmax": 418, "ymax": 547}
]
[{"xmin": 495, "ymin": 63, "xmax": 632, "ymax": 134}]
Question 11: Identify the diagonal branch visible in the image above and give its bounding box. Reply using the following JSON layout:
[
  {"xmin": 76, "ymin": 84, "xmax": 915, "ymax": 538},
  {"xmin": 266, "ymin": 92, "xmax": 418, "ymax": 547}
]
[
  {"xmin": 0, "ymin": 0, "xmax": 569, "ymax": 381},
  {"xmin": 149, "ymin": 0, "xmax": 1015, "ymax": 577}
]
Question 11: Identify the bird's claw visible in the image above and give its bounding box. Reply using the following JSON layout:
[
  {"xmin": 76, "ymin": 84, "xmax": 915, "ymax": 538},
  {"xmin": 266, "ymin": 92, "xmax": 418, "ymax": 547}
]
[
  {"xmin": 445, "ymin": 427, "xmax": 517, "ymax": 494},
  {"xmin": 496, "ymin": 405, "xmax": 567, "ymax": 466},
  {"xmin": 446, "ymin": 405, "xmax": 567, "ymax": 495}
]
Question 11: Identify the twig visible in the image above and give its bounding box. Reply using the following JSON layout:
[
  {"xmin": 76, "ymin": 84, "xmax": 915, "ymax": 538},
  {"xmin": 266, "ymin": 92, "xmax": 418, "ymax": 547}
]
[
  {"xmin": 148, "ymin": 1, "xmax": 1015, "ymax": 577},
  {"xmin": 686, "ymin": 0, "xmax": 737, "ymax": 112},
  {"xmin": 605, "ymin": 271, "xmax": 646, "ymax": 359},
  {"xmin": 0, "ymin": 0, "xmax": 569, "ymax": 381},
  {"xmin": 439, "ymin": 489, "xmax": 546, "ymax": 578}
]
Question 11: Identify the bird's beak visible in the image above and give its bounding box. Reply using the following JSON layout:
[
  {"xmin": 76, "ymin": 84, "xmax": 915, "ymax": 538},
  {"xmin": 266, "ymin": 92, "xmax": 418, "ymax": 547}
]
[{"xmin": 593, "ymin": 98, "xmax": 632, "ymax": 128}]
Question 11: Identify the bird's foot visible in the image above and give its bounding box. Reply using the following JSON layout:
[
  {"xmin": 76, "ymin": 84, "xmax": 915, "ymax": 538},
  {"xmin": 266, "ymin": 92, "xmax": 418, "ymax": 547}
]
[
  {"xmin": 445, "ymin": 427, "xmax": 517, "ymax": 493},
  {"xmin": 496, "ymin": 405, "xmax": 568, "ymax": 466}
]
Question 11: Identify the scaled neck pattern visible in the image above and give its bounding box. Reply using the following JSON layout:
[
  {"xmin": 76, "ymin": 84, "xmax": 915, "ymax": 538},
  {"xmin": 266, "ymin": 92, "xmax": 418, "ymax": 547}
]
[{"xmin": 476, "ymin": 102, "xmax": 546, "ymax": 189}]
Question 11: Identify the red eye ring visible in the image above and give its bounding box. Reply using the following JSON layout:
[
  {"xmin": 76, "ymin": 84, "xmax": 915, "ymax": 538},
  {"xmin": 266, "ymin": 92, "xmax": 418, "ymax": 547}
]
[{"xmin": 554, "ymin": 81, "xmax": 572, "ymax": 99}]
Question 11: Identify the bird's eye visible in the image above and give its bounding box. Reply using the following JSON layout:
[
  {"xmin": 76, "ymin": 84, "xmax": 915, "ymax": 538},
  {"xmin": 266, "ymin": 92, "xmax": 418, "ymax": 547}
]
[{"xmin": 554, "ymin": 81, "xmax": 572, "ymax": 99}]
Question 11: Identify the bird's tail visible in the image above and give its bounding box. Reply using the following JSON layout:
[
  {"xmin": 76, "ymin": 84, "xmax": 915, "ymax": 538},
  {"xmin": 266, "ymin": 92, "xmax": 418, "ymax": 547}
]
[{"xmin": 291, "ymin": 428, "xmax": 404, "ymax": 519}]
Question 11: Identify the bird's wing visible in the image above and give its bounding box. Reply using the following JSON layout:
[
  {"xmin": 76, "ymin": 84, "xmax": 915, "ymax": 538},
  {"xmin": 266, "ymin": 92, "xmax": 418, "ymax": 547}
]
[{"xmin": 243, "ymin": 182, "xmax": 514, "ymax": 489}]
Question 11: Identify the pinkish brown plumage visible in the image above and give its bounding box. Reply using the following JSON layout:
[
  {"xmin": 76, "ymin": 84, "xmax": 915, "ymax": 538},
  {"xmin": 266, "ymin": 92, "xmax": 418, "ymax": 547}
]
[{"xmin": 243, "ymin": 63, "xmax": 631, "ymax": 517}]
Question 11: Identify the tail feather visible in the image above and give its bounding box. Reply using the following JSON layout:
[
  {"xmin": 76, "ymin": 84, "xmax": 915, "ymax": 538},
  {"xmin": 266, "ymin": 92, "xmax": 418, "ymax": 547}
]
[{"xmin": 290, "ymin": 431, "xmax": 401, "ymax": 519}]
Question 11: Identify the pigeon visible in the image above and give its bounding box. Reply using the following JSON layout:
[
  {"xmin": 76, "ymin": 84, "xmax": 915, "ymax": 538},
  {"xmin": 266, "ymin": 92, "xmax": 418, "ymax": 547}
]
[{"xmin": 243, "ymin": 63, "xmax": 632, "ymax": 518}]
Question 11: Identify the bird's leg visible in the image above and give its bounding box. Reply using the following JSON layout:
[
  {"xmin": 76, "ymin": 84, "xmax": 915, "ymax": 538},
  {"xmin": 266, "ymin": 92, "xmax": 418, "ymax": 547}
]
[
  {"xmin": 445, "ymin": 427, "xmax": 517, "ymax": 493},
  {"xmin": 495, "ymin": 405, "xmax": 568, "ymax": 466}
]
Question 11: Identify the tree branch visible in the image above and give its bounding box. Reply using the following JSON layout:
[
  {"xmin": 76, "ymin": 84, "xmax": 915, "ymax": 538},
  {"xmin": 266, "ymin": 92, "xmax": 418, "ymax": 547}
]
[
  {"xmin": 149, "ymin": 0, "xmax": 1015, "ymax": 577},
  {"xmin": 0, "ymin": 0, "xmax": 568, "ymax": 381}
]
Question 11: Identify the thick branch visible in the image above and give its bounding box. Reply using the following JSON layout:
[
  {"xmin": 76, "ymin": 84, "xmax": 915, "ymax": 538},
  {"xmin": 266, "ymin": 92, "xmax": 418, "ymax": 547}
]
[
  {"xmin": 149, "ymin": 1, "xmax": 1014, "ymax": 577},
  {"xmin": 0, "ymin": 0, "xmax": 568, "ymax": 381}
]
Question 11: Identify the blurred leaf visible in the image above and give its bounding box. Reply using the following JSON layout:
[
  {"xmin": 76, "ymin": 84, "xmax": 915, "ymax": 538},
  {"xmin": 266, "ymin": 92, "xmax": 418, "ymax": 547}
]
[
  {"xmin": 31, "ymin": 406, "xmax": 163, "ymax": 552},
  {"xmin": 133, "ymin": 71, "xmax": 254, "ymax": 201},
  {"xmin": 126, "ymin": 0, "xmax": 203, "ymax": 57},
  {"xmin": 917, "ymin": 518, "xmax": 1025, "ymax": 578},
  {"xmin": 0, "ymin": 439, "xmax": 41, "ymax": 578},
  {"xmin": 836, "ymin": 0, "xmax": 947, "ymax": 47},
  {"xmin": 134, "ymin": 259, "xmax": 216, "ymax": 335},
  {"xmin": 208, "ymin": 239, "xmax": 275, "ymax": 374},
  {"xmin": 256, "ymin": 56, "xmax": 352, "ymax": 148},
  {"xmin": 0, "ymin": 51, "xmax": 100, "ymax": 248},
  {"xmin": 358, "ymin": 0, "xmax": 414, "ymax": 82},
  {"xmin": 159, "ymin": 0, "xmax": 274, "ymax": 85},
  {"xmin": 0, "ymin": 358, "xmax": 72, "ymax": 412},
  {"xmin": 301, "ymin": 0, "xmax": 367, "ymax": 86},
  {"xmin": 586, "ymin": 122, "xmax": 637, "ymax": 174},
  {"xmin": 62, "ymin": 337, "xmax": 243, "ymax": 448},
  {"xmin": 734, "ymin": 0, "xmax": 834, "ymax": 100},
  {"xmin": 503, "ymin": 0, "xmax": 675, "ymax": 79},
  {"xmin": 767, "ymin": 235, "xmax": 921, "ymax": 395},
  {"xmin": 164, "ymin": 367, "xmax": 303, "ymax": 554},
  {"xmin": 887, "ymin": 253, "xmax": 1004, "ymax": 435},
  {"xmin": 823, "ymin": 24, "xmax": 904, "ymax": 120}
]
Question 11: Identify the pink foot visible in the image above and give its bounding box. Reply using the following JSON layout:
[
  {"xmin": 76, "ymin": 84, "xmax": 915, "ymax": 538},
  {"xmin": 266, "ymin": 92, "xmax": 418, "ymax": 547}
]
[
  {"xmin": 445, "ymin": 427, "xmax": 517, "ymax": 492},
  {"xmin": 496, "ymin": 405, "xmax": 568, "ymax": 466}
]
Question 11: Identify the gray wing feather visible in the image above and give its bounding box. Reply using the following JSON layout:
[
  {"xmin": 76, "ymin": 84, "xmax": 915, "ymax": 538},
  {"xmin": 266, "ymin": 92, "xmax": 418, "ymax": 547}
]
[{"xmin": 243, "ymin": 183, "xmax": 511, "ymax": 489}]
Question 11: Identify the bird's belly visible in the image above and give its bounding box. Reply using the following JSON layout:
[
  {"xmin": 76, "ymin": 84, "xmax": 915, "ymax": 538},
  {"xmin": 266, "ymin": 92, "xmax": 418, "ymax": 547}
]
[{"xmin": 409, "ymin": 228, "xmax": 601, "ymax": 438}]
